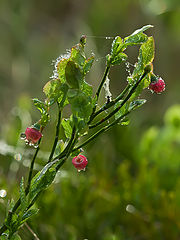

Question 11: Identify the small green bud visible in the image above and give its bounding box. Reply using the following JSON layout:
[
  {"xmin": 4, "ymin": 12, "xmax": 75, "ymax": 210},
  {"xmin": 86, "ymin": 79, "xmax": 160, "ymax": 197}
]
[
  {"xmin": 144, "ymin": 63, "xmax": 153, "ymax": 74},
  {"xmin": 80, "ymin": 35, "xmax": 86, "ymax": 47},
  {"xmin": 32, "ymin": 122, "xmax": 41, "ymax": 131}
]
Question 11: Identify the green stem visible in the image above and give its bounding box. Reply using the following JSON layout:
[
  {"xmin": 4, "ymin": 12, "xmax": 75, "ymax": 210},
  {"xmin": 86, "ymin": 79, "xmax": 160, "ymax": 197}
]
[
  {"xmin": 89, "ymin": 83, "xmax": 131, "ymax": 123},
  {"xmin": 89, "ymin": 65, "xmax": 110, "ymax": 122},
  {"xmin": 73, "ymin": 112, "xmax": 129, "ymax": 152},
  {"xmin": 48, "ymin": 104, "xmax": 62, "ymax": 163},
  {"xmin": 96, "ymin": 65, "xmax": 110, "ymax": 101},
  {"xmin": 26, "ymin": 139, "xmax": 41, "ymax": 193},
  {"xmin": 0, "ymin": 139, "xmax": 42, "ymax": 235},
  {"xmin": 53, "ymin": 126, "xmax": 76, "ymax": 161},
  {"xmin": 89, "ymin": 71, "xmax": 147, "ymax": 129}
]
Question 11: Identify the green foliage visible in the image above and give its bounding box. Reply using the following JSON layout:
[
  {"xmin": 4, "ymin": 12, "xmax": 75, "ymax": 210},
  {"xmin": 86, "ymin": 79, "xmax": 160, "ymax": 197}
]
[
  {"xmin": 10, "ymin": 234, "xmax": 21, "ymax": 240},
  {"xmin": 28, "ymin": 162, "xmax": 57, "ymax": 204},
  {"xmin": 109, "ymin": 25, "xmax": 153, "ymax": 66},
  {"xmin": 110, "ymin": 52, "xmax": 128, "ymax": 66},
  {"xmin": 128, "ymin": 99, "xmax": 147, "ymax": 111},
  {"xmin": 0, "ymin": 25, "xmax": 165, "ymax": 239},
  {"xmin": 68, "ymin": 91, "xmax": 93, "ymax": 120},
  {"xmin": 84, "ymin": 56, "xmax": 95, "ymax": 74},
  {"xmin": 43, "ymin": 80, "xmax": 69, "ymax": 105},
  {"xmin": 19, "ymin": 178, "xmax": 28, "ymax": 212},
  {"xmin": 31, "ymin": 105, "xmax": 180, "ymax": 240},
  {"xmin": 20, "ymin": 208, "xmax": 39, "ymax": 224},
  {"xmin": 65, "ymin": 61, "xmax": 83, "ymax": 89},
  {"xmin": 61, "ymin": 118, "xmax": 72, "ymax": 139},
  {"xmin": 124, "ymin": 25, "xmax": 153, "ymax": 46}
]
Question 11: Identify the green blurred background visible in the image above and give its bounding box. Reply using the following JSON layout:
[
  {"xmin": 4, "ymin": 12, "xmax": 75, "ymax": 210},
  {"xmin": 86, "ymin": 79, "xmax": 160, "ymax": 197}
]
[{"xmin": 0, "ymin": 0, "xmax": 180, "ymax": 239}]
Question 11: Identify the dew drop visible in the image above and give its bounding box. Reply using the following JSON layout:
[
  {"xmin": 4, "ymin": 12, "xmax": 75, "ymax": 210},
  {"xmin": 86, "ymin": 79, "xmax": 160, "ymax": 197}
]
[
  {"xmin": 77, "ymin": 168, "xmax": 86, "ymax": 173},
  {"xmin": 0, "ymin": 189, "xmax": 7, "ymax": 198},
  {"xmin": 20, "ymin": 133, "xmax": 26, "ymax": 140},
  {"xmin": 14, "ymin": 153, "xmax": 22, "ymax": 161},
  {"xmin": 126, "ymin": 204, "xmax": 136, "ymax": 214}
]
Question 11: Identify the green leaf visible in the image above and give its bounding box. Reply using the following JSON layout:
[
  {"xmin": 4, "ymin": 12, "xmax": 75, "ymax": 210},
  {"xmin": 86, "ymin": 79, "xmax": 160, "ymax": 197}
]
[
  {"xmin": 28, "ymin": 162, "xmax": 57, "ymax": 204},
  {"xmin": 110, "ymin": 52, "xmax": 128, "ymax": 65},
  {"xmin": 140, "ymin": 36, "xmax": 155, "ymax": 67},
  {"xmin": 62, "ymin": 118, "xmax": 72, "ymax": 138},
  {"xmin": 111, "ymin": 36, "xmax": 124, "ymax": 57},
  {"xmin": 71, "ymin": 115, "xmax": 88, "ymax": 134},
  {"xmin": 128, "ymin": 99, "xmax": 147, "ymax": 111},
  {"xmin": 120, "ymin": 118, "xmax": 130, "ymax": 126},
  {"xmin": 20, "ymin": 208, "xmax": 39, "ymax": 224},
  {"xmin": 127, "ymin": 25, "xmax": 153, "ymax": 38},
  {"xmin": 19, "ymin": 177, "xmax": 28, "ymax": 212},
  {"xmin": 130, "ymin": 73, "xmax": 151, "ymax": 100},
  {"xmin": 33, "ymin": 98, "xmax": 46, "ymax": 114},
  {"xmin": 68, "ymin": 91, "xmax": 93, "ymax": 120},
  {"xmin": 132, "ymin": 37, "xmax": 155, "ymax": 80},
  {"xmin": 124, "ymin": 33, "xmax": 148, "ymax": 46},
  {"xmin": 65, "ymin": 61, "xmax": 83, "ymax": 89},
  {"xmin": 55, "ymin": 140, "xmax": 64, "ymax": 156},
  {"xmin": 80, "ymin": 81, "xmax": 93, "ymax": 96},
  {"xmin": 84, "ymin": 56, "xmax": 94, "ymax": 74},
  {"xmin": 10, "ymin": 234, "xmax": 22, "ymax": 240},
  {"xmin": 56, "ymin": 58, "xmax": 68, "ymax": 83},
  {"xmin": 70, "ymin": 44, "xmax": 86, "ymax": 67},
  {"xmin": 40, "ymin": 113, "xmax": 50, "ymax": 127},
  {"xmin": 114, "ymin": 101, "xmax": 129, "ymax": 120},
  {"xmin": 1, "ymin": 233, "xmax": 8, "ymax": 240},
  {"xmin": 43, "ymin": 80, "xmax": 68, "ymax": 103}
]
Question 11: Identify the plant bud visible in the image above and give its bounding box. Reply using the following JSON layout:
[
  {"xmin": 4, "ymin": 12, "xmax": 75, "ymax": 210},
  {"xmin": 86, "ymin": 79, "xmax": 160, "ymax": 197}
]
[
  {"xmin": 149, "ymin": 77, "xmax": 165, "ymax": 94},
  {"xmin": 25, "ymin": 127, "xmax": 42, "ymax": 144},
  {"xmin": 72, "ymin": 155, "xmax": 88, "ymax": 172}
]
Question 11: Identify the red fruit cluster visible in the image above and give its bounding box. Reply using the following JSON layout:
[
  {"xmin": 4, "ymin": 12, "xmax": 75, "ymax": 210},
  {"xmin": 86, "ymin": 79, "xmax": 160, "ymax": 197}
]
[
  {"xmin": 25, "ymin": 127, "xmax": 42, "ymax": 144},
  {"xmin": 149, "ymin": 77, "xmax": 165, "ymax": 94},
  {"xmin": 72, "ymin": 155, "xmax": 88, "ymax": 171}
]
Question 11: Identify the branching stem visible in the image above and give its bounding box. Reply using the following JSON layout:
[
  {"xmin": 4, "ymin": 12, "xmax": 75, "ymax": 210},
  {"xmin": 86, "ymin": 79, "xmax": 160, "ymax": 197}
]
[{"xmin": 89, "ymin": 71, "xmax": 147, "ymax": 129}]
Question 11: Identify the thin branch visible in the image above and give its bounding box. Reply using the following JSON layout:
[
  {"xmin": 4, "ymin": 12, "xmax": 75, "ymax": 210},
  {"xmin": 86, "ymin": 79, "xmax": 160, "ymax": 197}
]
[
  {"xmin": 73, "ymin": 112, "xmax": 130, "ymax": 152},
  {"xmin": 25, "ymin": 222, "xmax": 40, "ymax": 240},
  {"xmin": 89, "ymin": 65, "xmax": 110, "ymax": 122},
  {"xmin": 89, "ymin": 71, "xmax": 147, "ymax": 129},
  {"xmin": 48, "ymin": 104, "xmax": 62, "ymax": 163},
  {"xmin": 89, "ymin": 83, "xmax": 131, "ymax": 123},
  {"xmin": 26, "ymin": 138, "xmax": 41, "ymax": 193}
]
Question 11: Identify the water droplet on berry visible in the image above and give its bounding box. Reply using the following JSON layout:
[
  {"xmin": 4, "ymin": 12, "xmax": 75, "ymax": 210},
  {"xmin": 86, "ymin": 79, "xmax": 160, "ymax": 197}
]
[{"xmin": 20, "ymin": 133, "xmax": 26, "ymax": 140}]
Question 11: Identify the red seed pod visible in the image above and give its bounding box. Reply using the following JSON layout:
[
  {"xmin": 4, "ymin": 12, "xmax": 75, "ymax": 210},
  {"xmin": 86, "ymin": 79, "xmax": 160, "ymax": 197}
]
[
  {"xmin": 72, "ymin": 155, "xmax": 88, "ymax": 171},
  {"xmin": 25, "ymin": 127, "xmax": 42, "ymax": 144},
  {"xmin": 149, "ymin": 77, "xmax": 165, "ymax": 94}
]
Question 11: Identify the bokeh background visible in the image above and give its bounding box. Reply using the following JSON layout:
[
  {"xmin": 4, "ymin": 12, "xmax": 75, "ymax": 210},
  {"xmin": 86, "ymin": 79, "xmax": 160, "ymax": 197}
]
[{"xmin": 0, "ymin": 0, "xmax": 180, "ymax": 239}]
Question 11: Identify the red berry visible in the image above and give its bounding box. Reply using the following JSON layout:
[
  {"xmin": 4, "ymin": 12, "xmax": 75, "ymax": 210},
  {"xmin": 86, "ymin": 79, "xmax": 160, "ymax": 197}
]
[
  {"xmin": 72, "ymin": 155, "xmax": 88, "ymax": 171},
  {"xmin": 25, "ymin": 127, "xmax": 42, "ymax": 144},
  {"xmin": 149, "ymin": 77, "xmax": 165, "ymax": 94}
]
